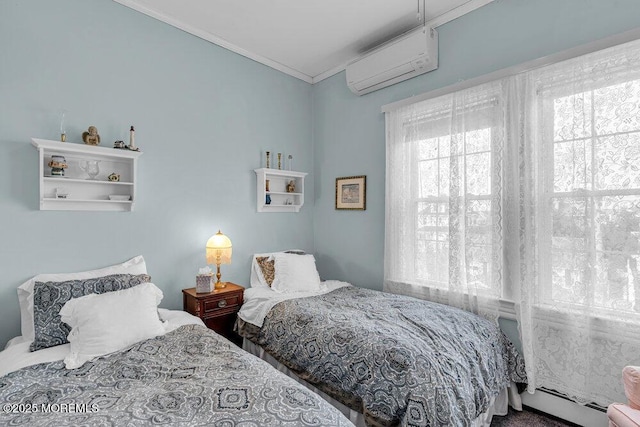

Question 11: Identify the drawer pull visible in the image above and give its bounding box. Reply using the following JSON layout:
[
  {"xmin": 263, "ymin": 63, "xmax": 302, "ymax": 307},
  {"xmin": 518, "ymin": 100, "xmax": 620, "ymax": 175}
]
[{"xmin": 218, "ymin": 300, "xmax": 227, "ymax": 308}]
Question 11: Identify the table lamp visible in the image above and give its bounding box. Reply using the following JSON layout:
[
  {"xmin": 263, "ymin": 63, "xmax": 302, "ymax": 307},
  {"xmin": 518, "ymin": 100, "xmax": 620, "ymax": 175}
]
[{"xmin": 206, "ymin": 230, "xmax": 232, "ymax": 289}]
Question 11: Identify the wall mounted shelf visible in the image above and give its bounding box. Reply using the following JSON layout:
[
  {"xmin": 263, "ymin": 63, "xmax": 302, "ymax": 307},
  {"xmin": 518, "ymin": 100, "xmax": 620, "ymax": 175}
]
[
  {"xmin": 32, "ymin": 138, "xmax": 142, "ymax": 211},
  {"xmin": 254, "ymin": 168, "xmax": 307, "ymax": 212}
]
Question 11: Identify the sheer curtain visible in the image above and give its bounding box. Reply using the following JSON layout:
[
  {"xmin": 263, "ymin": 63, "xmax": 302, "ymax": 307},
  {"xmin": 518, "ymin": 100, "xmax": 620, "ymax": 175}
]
[
  {"xmin": 514, "ymin": 40, "xmax": 640, "ymax": 406},
  {"xmin": 385, "ymin": 38, "xmax": 640, "ymax": 406},
  {"xmin": 384, "ymin": 80, "xmax": 507, "ymax": 320}
]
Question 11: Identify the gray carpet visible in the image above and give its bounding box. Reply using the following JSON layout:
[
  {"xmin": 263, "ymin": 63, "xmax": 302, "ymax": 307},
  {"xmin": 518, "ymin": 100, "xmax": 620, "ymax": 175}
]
[{"xmin": 490, "ymin": 407, "xmax": 580, "ymax": 426}]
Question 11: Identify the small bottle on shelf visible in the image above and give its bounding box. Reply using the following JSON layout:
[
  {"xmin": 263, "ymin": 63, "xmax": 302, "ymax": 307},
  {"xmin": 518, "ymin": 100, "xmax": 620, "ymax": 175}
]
[{"xmin": 129, "ymin": 126, "xmax": 136, "ymax": 150}]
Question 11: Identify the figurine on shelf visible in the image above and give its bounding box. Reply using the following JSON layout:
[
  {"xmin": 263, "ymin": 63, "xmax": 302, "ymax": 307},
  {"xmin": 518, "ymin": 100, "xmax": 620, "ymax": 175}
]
[
  {"xmin": 82, "ymin": 126, "xmax": 100, "ymax": 145},
  {"xmin": 286, "ymin": 180, "xmax": 296, "ymax": 193},
  {"xmin": 113, "ymin": 140, "xmax": 126, "ymax": 149},
  {"xmin": 108, "ymin": 173, "xmax": 120, "ymax": 182},
  {"xmin": 48, "ymin": 155, "xmax": 67, "ymax": 177}
]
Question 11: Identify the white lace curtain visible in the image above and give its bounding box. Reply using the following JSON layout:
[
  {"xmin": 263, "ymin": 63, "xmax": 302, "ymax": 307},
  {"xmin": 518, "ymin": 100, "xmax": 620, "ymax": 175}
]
[
  {"xmin": 384, "ymin": 81, "xmax": 507, "ymax": 321},
  {"xmin": 385, "ymin": 38, "xmax": 640, "ymax": 406}
]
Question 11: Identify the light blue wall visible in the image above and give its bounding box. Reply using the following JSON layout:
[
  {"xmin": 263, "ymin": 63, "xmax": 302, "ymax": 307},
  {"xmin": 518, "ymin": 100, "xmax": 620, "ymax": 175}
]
[
  {"xmin": 0, "ymin": 0, "xmax": 313, "ymax": 347},
  {"xmin": 311, "ymin": 0, "xmax": 640, "ymax": 290}
]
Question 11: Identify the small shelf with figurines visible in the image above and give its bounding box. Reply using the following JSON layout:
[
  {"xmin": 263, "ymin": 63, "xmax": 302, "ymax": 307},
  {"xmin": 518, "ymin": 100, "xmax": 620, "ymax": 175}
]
[
  {"xmin": 254, "ymin": 168, "xmax": 307, "ymax": 212},
  {"xmin": 32, "ymin": 138, "xmax": 142, "ymax": 211}
]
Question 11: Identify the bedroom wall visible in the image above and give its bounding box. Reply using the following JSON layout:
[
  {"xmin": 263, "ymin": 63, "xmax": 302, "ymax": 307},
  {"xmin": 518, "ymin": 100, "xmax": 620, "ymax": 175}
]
[
  {"xmin": 311, "ymin": 0, "xmax": 640, "ymax": 290},
  {"xmin": 0, "ymin": 0, "xmax": 314, "ymax": 347}
]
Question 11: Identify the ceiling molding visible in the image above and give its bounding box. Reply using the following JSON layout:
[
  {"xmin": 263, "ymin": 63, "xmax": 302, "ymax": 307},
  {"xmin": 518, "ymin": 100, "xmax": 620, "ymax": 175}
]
[
  {"xmin": 112, "ymin": 0, "xmax": 314, "ymax": 83},
  {"xmin": 427, "ymin": 0, "xmax": 494, "ymax": 28}
]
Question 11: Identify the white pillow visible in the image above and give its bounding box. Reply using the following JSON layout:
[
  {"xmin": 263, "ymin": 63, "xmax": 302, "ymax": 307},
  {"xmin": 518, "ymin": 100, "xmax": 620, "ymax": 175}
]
[
  {"xmin": 59, "ymin": 282, "xmax": 166, "ymax": 369},
  {"xmin": 250, "ymin": 250, "xmax": 306, "ymax": 288},
  {"xmin": 270, "ymin": 253, "xmax": 321, "ymax": 293},
  {"xmin": 17, "ymin": 255, "xmax": 147, "ymax": 342}
]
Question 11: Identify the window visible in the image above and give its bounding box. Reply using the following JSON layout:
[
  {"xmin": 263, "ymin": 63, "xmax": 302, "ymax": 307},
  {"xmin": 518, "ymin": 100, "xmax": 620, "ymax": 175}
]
[
  {"xmin": 385, "ymin": 37, "xmax": 640, "ymax": 407},
  {"xmin": 385, "ymin": 84, "xmax": 504, "ymax": 310},
  {"xmin": 540, "ymin": 79, "xmax": 640, "ymax": 314}
]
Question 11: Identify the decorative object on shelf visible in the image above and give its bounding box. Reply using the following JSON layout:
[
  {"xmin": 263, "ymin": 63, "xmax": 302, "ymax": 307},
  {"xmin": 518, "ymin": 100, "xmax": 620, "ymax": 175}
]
[
  {"xmin": 82, "ymin": 126, "xmax": 101, "ymax": 145},
  {"xmin": 285, "ymin": 198, "xmax": 292, "ymax": 205},
  {"xmin": 108, "ymin": 173, "xmax": 120, "ymax": 182},
  {"xmin": 286, "ymin": 180, "xmax": 296, "ymax": 193},
  {"xmin": 206, "ymin": 230, "xmax": 233, "ymax": 290},
  {"xmin": 48, "ymin": 155, "xmax": 68, "ymax": 177},
  {"xmin": 266, "ymin": 179, "xmax": 272, "ymax": 203},
  {"xmin": 79, "ymin": 160, "xmax": 100, "ymax": 180},
  {"xmin": 278, "ymin": 153, "xmax": 282, "ymax": 170},
  {"xmin": 59, "ymin": 110, "xmax": 67, "ymax": 142},
  {"xmin": 265, "ymin": 151, "xmax": 271, "ymax": 168},
  {"xmin": 129, "ymin": 126, "xmax": 135, "ymax": 150},
  {"xmin": 288, "ymin": 154, "xmax": 293, "ymax": 171},
  {"xmin": 113, "ymin": 140, "xmax": 126, "ymax": 149},
  {"xmin": 195, "ymin": 266, "xmax": 214, "ymax": 293},
  {"xmin": 336, "ymin": 175, "xmax": 366, "ymax": 210},
  {"xmin": 55, "ymin": 187, "xmax": 69, "ymax": 199}
]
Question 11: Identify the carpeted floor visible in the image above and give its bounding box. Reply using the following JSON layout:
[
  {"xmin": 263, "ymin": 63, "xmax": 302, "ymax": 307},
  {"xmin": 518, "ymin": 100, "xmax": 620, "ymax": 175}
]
[{"xmin": 490, "ymin": 407, "xmax": 580, "ymax": 426}]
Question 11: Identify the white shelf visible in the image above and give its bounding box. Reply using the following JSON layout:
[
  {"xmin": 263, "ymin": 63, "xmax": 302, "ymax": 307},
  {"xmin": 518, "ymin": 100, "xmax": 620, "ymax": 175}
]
[
  {"xmin": 43, "ymin": 177, "xmax": 134, "ymax": 186},
  {"xmin": 32, "ymin": 138, "xmax": 143, "ymax": 211},
  {"xmin": 254, "ymin": 168, "xmax": 307, "ymax": 213}
]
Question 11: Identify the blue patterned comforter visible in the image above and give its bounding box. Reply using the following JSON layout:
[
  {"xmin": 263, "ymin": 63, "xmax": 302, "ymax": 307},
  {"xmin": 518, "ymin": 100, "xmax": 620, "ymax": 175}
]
[
  {"xmin": 238, "ymin": 286, "xmax": 527, "ymax": 427},
  {"xmin": 0, "ymin": 325, "xmax": 353, "ymax": 427}
]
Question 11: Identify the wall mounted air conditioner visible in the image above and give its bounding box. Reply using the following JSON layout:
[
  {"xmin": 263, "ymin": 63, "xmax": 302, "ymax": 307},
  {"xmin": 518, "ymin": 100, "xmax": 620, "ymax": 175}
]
[{"xmin": 346, "ymin": 26, "xmax": 438, "ymax": 96}]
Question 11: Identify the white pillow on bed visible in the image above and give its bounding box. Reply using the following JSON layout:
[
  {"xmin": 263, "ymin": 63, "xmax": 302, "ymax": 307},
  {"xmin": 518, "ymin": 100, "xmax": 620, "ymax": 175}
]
[
  {"xmin": 17, "ymin": 255, "xmax": 147, "ymax": 342},
  {"xmin": 250, "ymin": 250, "xmax": 306, "ymax": 288},
  {"xmin": 270, "ymin": 253, "xmax": 321, "ymax": 293},
  {"xmin": 59, "ymin": 282, "xmax": 166, "ymax": 369}
]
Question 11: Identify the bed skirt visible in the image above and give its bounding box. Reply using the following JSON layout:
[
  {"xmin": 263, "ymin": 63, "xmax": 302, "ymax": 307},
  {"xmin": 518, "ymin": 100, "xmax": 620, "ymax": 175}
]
[{"xmin": 243, "ymin": 339, "xmax": 522, "ymax": 427}]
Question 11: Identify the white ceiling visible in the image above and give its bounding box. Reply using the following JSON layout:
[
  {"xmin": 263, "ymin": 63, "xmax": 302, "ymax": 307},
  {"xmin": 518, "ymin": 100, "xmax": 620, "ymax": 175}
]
[{"xmin": 113, "ymin": 0, "xmax": 493, "ymax": 83}]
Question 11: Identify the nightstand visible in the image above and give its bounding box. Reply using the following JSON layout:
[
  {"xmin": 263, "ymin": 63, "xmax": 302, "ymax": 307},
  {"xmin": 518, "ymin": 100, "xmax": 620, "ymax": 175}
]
[{"xmin": 182, "ymin": 283, "xmax": 244, "ymax": 346}]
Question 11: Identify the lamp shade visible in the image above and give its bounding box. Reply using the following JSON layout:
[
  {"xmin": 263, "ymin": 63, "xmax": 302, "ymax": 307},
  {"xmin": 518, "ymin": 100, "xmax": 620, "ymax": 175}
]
[{"xmin": 206, "ymin": 230, "xmax": 232, "ymax": 265}]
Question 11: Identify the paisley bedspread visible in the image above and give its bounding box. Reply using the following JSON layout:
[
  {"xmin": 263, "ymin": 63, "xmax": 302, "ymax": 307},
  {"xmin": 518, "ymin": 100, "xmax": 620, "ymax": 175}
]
[
  {"xmin": 0, "ymin": 324, "xmax": 353, "ymax": 427},
  {"xmin": 238, "ymin": 286, "xmax": 527, "ymax": 427}
]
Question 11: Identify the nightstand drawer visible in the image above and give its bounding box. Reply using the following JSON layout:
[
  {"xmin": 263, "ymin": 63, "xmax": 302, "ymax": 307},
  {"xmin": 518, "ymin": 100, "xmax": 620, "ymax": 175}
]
[{"xmin": 202, "ymin": 293, "xmax": 241, "ymax": 314}]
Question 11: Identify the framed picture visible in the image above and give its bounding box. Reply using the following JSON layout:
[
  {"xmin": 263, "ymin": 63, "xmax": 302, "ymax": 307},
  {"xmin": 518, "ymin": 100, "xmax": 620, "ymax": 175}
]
[{"xmin": 335, "ymin": 175, "xmax": 366, "ymax": 210}]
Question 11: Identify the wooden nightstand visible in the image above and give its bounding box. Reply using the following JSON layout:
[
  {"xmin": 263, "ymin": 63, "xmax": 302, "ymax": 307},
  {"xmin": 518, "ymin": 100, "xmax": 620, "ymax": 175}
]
[{"xmin": 182, "ymin": 283, "xmax": 244, "ymax": 346}]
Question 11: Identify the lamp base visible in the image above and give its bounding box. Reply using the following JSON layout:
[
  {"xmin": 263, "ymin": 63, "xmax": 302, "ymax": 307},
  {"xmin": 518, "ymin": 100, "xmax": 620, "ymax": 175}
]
[{"xmin": 214, "ymin": 280, "xmax": 227, "ymax": 290}]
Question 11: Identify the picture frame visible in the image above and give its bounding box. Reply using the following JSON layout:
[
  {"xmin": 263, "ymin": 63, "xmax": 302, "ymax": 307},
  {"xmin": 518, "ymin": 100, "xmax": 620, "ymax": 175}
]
[{"xmin": 335, "ymin": 175, "xmax": 366, "ymax": 210}]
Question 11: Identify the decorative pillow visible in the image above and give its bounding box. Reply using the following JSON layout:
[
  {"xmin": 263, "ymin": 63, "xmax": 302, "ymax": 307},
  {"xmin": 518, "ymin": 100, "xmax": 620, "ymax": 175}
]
[
  {"xmin": 17, "ymin": 255, "xmax": 147, "ymax": 342},
  {"xmin": 60, "ymin": 282, "xmax": 166, "ymax": 369},
  {"xmin": 30, "ymin": 273, "xmax": 151, "ymax": 352},
  {"xmin": 623, "ymin": 365, "xmax": 640, "ymax": 409},
  {"xmin": 270, "ymin": 253, "xmax": 321, "ymax": 293},
  {"xmin": 255, "ymin": 256, "xmax": 275, "ymax": 287}
]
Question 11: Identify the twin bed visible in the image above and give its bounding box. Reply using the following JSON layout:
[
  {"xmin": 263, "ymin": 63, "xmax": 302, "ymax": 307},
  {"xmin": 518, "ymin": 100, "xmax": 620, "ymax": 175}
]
[{"xmin": 0, "ymin": 253, "xmax": 527, "ymax": 426}]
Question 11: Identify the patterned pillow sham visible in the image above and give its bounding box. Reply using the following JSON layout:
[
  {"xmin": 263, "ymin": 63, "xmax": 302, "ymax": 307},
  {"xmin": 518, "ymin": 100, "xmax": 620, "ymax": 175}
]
[
  {"xmin": 30, "ymin": 273, "xmax": 152, "ymax": 352},
  {"xmin": 256, "ymin": 256, "xmax": 275, "ymax": 287}
]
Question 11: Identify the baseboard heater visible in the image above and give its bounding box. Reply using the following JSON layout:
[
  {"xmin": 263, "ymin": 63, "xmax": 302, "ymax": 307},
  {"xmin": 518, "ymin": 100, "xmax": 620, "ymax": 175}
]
[{"xmin": 538, "ymin": 387, "xmax": 607, "ymax": 412}]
